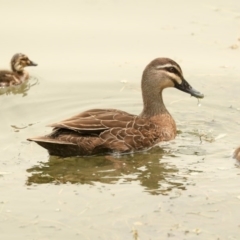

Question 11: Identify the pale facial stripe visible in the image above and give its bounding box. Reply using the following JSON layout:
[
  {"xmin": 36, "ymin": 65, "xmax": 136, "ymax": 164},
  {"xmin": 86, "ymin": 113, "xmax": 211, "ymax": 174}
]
[
  {"xmin": 14, "ymin": 63, "xmax": 23, "ymax": 71},
  {"xmin": 156, "ymin": 63, "xmax": 181, "ymax": 74},
  {"xmin": 156, "ymin": 64, "xmax": 182, "ymax": 85}
]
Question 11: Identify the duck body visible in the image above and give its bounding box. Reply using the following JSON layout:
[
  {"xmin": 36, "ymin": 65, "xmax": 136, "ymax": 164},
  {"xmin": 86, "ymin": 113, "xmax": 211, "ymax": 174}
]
[
  {"xmin": 28, "ymin": 58, "xmax": 204, "ymax": 157},
  {"xmin": 29, "ymin": 109, "xmax": 177, "ymax": 157},
  {"xmin": 0, "ymin": 53, "xmax": 37, "ymax": 87}
]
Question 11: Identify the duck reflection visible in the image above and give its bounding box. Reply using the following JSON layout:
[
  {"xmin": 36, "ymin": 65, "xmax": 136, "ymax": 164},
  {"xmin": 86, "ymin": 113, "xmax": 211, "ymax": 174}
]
[
  {"xmin": 0, "ymin": 77, "xmax": 38, "ymax": 96},
  {"xmin": 26, "ymin": 147, "xmax": 187, "ymax": 195}
]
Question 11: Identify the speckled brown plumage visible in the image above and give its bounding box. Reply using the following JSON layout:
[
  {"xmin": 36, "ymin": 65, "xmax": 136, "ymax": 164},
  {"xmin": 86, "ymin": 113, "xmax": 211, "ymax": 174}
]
[
  {"xmin": 28, "ymin": 58, "xmax": 204, "ymax": 157},
  {"xmin": 0, "ymin": 53, "xmax": 37, "ymax": 87}
]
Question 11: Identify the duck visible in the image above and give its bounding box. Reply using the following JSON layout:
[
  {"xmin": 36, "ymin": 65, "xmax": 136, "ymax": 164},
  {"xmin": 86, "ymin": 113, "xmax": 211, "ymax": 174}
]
[
  {"xmin": 0, "ymin": 53, "xmax": 37, "ymax": 87},
  {"xmin": 28, "ymin": 58, "xmax": 204, "ymax": 157},
  {"xmin": 233, "ymin": 147, "xmax": 240, "ymax": 161}
]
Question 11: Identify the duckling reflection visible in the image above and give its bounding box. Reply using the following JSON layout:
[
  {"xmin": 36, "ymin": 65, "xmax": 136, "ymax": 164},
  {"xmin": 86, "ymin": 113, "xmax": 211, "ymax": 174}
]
[
  {"xmin": 26, "ymin": 148, "xmax": 187, "ymax": 195},
  {"xmin": 0, "ymin": 77, "xmax": 39, "ymax": 96}
]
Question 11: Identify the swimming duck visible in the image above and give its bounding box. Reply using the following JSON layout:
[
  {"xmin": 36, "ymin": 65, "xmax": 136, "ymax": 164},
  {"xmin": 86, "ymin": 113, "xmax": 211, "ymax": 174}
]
[
  {"xmin": 0, "ymin": 53, "xmax": 37, "ymax": 87},
  {"xmin": 233, "ymin": 147, "xmax": 240, "ymax": 161},
  {"xmin": 28, "ymin": 58, "xmax": 204, "ymax": 157}
]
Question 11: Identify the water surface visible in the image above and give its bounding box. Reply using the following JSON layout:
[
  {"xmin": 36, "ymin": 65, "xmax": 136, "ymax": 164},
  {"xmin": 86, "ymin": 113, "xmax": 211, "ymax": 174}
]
[{"xmin": 0, "ymin": 1, "xmax": 240, "ymax": 239}]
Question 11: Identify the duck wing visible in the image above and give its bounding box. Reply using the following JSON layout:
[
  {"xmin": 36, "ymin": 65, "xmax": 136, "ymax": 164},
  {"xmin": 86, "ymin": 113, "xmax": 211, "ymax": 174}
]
[
  {"xmin": 28, "ymin": 109, "xmax": 159, "ymax": 156},
  {"xmin": 48, "ymin": 108, "xmax": 140, "ymax": 132}
]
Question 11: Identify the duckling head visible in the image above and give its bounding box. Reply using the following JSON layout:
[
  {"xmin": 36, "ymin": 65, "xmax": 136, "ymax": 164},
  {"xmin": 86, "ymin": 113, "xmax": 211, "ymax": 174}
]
[
  {"xmin": 11, "ymin": 53, "xmax": 37, "ymax": 72},
  {"xmin": 142, "ymin": 58, "xmax": 204, "ymax": 99}
]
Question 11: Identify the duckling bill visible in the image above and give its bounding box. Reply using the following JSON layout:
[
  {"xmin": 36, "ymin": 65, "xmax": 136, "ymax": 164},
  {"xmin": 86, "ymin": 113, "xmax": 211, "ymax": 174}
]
[
  {"xmin": 28, "ymin": 57, "xmax": 204, "ymax": 157},
  {"xmin": 0, "ymin": 53, "xmax": 37, "ymax": 87}
]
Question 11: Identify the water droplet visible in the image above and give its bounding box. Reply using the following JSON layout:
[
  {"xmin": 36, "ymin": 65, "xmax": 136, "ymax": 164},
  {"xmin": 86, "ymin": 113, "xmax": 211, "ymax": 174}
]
[{"xmin": 197, "ymin": 98, "xmax": 201, "ymax": 107}]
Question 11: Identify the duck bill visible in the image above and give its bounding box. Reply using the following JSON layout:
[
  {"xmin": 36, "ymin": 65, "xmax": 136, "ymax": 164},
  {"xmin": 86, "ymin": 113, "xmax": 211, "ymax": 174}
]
[
  {"xmin": 175, "ymin": 78, "xmax": 204, "ymax": 99},
  {"xmin": 28, "ymin": 60, "xmax": 38, "ymax": 67}
]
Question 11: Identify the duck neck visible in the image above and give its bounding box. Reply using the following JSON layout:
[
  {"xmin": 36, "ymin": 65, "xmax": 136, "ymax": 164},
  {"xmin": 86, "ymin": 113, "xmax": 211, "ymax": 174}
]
[{"xmin": 140, "ymin": 89, "xmax": 169, "ymax": 118}]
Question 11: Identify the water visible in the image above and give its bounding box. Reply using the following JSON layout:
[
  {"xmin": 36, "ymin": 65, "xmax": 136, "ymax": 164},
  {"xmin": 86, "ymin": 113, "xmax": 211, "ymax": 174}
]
[{"xmin": 0, "ymin": 0, "xmax": 240, "ymax": 239}]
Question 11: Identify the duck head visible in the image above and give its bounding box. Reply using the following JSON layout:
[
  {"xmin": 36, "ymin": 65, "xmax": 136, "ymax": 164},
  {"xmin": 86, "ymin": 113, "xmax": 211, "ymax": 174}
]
[
  {"xmin": 142, "ymin": 58, "xmax": 204, "ymax": 99},
  {"xmin": 11, "ymin": 53, "xmax": 37, "ymax": 72}
]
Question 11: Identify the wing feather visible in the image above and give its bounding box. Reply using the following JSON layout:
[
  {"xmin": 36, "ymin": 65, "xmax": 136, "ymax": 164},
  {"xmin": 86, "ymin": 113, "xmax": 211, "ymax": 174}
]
[{"xmin": 48, "ymin": 109, "xmax": 137, "ymax": 132}]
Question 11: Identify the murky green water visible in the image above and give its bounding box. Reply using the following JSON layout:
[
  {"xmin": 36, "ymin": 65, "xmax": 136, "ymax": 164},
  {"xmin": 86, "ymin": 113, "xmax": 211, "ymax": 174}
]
[{"xmin": 1, "ymin": 1, "xmax": 240, "ymax": 239}]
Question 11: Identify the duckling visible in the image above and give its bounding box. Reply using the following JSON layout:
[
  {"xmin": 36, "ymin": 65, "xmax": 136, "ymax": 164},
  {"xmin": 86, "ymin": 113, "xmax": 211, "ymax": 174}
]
[
  {"xmin": 0, "ymin": 53, "xmax": 37, "ymax": 87},
  {"xmin": 233, "ymin": 147, "xmax": 240, "ymax": 161},
  {"xmin": 28, "ymin": 58, "xmax": 204, "ymax": 157}
]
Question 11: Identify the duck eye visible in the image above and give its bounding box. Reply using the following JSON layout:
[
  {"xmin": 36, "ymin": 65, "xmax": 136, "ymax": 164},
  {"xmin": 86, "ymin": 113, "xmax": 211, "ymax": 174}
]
[{"xmin": 168, "ymin": 67, "xmax": 175, "ymax": 73}]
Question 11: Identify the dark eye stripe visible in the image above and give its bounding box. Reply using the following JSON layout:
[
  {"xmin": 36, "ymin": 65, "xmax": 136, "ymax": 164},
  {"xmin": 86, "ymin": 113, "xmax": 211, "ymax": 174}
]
[{"xmin": 164, "ymin": 67, "xmax": 182, "ymax": 78}]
